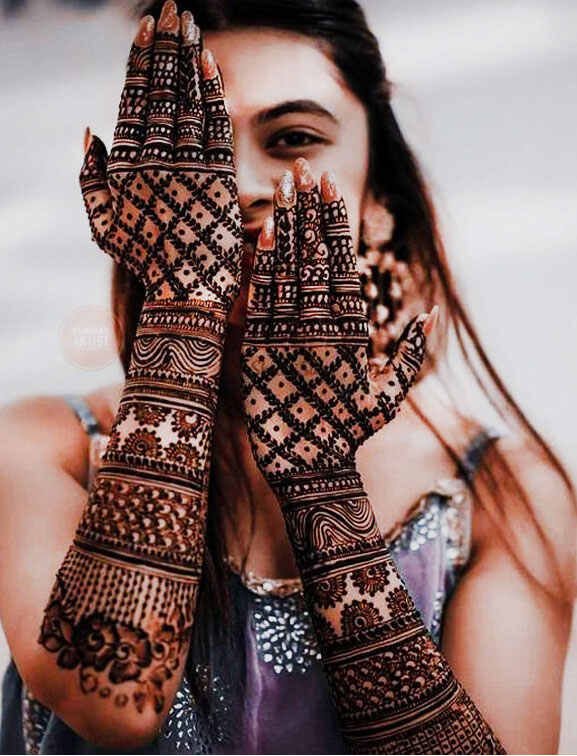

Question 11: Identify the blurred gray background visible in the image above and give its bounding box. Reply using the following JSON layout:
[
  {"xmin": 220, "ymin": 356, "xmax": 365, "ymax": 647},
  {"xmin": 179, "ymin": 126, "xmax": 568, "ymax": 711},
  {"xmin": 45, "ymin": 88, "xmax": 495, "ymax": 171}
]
[{"xmin": 0, "ymin": 0, "xmax": 576, "ymax": 710}]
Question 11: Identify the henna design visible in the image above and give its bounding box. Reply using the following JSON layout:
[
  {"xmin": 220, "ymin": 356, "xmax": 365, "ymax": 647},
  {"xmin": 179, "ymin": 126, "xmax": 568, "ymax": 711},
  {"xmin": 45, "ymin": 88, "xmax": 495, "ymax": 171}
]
[
  {"xmin": 241, "ymin": 168, "xmax": 505, "ymax": 753},
  {"xmin": 38, "ymin": 8, "xmax": 241, "ymax": 717},
  {"xmin": 79, "ymin": 11, "xmax": 242, "ymax": 305}
]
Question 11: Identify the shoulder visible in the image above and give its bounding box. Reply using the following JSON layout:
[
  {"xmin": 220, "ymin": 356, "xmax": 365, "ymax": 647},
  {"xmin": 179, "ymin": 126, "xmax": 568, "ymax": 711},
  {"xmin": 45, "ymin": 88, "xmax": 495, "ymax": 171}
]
[
  {"xmin": 471, "ymin": 430, "xmax": 577, "ymax": 602},
  {"xmin": 0, "ymin": 384, "xmax": 121, "ymax": 486}
]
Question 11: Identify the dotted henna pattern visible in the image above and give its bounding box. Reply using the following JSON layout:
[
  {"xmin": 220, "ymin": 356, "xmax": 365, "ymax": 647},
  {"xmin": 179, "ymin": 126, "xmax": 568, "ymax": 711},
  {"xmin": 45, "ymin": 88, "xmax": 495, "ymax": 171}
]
[
  {"xmin": 38, "ymin": 14, "xmax": 242, "ymax": 716},
  {"xmin": 241, "ymin": 182, "xmax": 505, "ymax": 754}
]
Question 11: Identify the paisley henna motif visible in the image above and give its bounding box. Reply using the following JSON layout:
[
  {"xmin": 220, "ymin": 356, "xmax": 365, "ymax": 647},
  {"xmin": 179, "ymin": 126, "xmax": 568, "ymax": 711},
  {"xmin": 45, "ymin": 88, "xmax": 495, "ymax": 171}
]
[
  {"xmin": 38, "ymin": 7, "xmax": 242, "ymax": 716},
  {"xmin": 241, "ymin": 170, "xmax": 504, "ymax": 754}
]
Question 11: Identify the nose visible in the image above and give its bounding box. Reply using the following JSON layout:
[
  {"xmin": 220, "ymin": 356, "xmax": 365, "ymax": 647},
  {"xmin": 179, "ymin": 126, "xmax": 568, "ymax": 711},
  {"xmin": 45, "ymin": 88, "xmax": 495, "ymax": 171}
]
[{"xmin": 234, "ymin": 136, "xmax": 275, "ymax": 227}]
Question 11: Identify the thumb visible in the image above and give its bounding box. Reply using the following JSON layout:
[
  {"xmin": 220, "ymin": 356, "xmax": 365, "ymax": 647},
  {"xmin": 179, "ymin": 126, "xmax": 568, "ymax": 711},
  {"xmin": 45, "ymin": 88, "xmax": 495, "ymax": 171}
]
[
  {"xmin": 79, "ymin": 129, "xmax": 113, "ymax": 248},
  {"xmin": 370, "ymin": 308, "xmax": 434, "ymax": 426}
]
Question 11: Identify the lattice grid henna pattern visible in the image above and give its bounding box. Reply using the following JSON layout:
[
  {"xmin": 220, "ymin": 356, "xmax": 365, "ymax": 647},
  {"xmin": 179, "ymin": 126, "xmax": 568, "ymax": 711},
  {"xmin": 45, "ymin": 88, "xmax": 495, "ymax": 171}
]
[{"xmin": 241, "ymin": 184, "xmax": 505, "ymax": 752}]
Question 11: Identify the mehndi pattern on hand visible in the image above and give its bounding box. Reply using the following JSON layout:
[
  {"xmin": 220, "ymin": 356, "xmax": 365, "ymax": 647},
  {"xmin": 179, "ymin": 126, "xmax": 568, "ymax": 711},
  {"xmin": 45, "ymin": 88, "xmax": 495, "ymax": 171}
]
[
  {"xmin": 241, "ymin": 162, "xmax": 504, "ymax": 754},
  {"xmin": 39, "ymin": 3, "xmax": 242, "ymax": 717}
]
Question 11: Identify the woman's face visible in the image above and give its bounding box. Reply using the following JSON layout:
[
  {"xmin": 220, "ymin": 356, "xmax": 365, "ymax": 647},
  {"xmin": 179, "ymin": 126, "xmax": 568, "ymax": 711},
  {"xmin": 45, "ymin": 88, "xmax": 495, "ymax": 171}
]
[{"xmin": 204, "ymin": 28, "xmax": 371, "ymax": 325}]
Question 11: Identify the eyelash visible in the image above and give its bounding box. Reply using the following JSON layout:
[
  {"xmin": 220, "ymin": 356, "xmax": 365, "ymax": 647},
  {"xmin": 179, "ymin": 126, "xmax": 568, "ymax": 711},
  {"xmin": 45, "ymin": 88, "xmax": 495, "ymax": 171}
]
[{"xmin": 266, "ymin": 130, "xmax": 327, "ymax": 153}]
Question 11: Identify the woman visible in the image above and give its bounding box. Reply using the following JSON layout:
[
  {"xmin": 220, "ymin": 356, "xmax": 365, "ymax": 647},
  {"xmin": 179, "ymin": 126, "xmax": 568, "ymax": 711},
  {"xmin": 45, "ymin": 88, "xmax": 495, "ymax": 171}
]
[{"xmin": 0, "ymin": 0, "xmax": 575, "ymax": 753}]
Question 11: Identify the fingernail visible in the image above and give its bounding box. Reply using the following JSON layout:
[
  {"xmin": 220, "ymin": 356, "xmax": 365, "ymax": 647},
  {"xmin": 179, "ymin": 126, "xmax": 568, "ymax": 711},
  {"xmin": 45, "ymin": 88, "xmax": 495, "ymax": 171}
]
[
  {"xmin": 84, "ymin": 126, "xmax": 92, "ymax": 154},
  {"xmin": 135, "ymin": 15, "xmax": 155, "ymax": 46},
  {"xmin": 201, "ymin": 49, "xmax": 218, "ymax": 78},
  {"xmin": 159, "ymin": 0, "xmax": 179, "ymax": 33},
  {"xmin": 258, "ymin": 217, "xmax": 275, "ymax": 250},
  {"xmin": 422, "ymin": 305, "xmax": 439, "ymax": 336},
  {"xmin": 294, "ymin": 157, "xmax": 315, "ymax": 192},
  {"xmin": 320, "ymin": 171, "xmax": 339, "ymax": 202},
  {"xmin": 276, "ymin": 170, "xmax": 296, "ymax": 208},
  {"xmin": 181, "ymin": 11, "xmax": 198, "ymax": 44}
]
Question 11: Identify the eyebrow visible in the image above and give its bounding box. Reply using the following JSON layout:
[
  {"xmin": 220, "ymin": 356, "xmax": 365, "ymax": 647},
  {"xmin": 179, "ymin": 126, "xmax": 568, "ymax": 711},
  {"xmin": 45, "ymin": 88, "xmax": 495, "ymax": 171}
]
[{"xmin": 253, "ymin": 99, "xmax": 339, "ymax": 127}]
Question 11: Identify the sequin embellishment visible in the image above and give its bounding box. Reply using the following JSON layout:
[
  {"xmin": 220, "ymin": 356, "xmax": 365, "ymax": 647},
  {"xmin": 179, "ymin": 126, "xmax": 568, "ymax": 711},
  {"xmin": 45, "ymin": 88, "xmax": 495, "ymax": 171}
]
[
  {"xmin": 162, "ymin": 665, "xmax": 231, "ymax": 753},
  {"xmin": 252, "ymin": 593, "xmax": 322, "ymax": 674},
  {"xmin": 21, "ymin": 688, "xmax": 51, "ymax": 755}
]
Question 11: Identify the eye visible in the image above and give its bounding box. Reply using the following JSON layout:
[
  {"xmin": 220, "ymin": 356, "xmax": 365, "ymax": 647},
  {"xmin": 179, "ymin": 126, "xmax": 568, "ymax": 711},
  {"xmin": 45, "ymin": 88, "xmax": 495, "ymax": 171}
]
[{"xmin": 266, "ymin": 129, "xmax": 327, "ymax": 153}]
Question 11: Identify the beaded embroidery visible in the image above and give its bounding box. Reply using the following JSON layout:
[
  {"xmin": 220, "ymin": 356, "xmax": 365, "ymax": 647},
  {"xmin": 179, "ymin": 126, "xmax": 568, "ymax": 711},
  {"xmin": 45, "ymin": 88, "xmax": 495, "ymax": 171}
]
[
  {"xmin": 161, "ymin": 665, "xmax": 231, "ymax": 753},
  {"xmin": 252, "ymin": 593, "xmax": 322, "ymax": 674}
]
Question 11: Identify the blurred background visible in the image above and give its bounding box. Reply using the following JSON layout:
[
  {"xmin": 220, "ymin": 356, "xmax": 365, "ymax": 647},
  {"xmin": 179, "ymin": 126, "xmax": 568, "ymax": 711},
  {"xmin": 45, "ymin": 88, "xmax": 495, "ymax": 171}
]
[{"xmin": 0, "ymin": 0, "xmax": 576, "ymax": 714}]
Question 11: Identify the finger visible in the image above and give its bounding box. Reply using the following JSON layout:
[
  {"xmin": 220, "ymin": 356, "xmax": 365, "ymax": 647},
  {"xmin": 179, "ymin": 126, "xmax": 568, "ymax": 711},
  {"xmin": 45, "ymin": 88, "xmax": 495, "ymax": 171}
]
[
  {"xmin": 141, "ymin": 0, "xmax": 180, "ymax": 165},
  {"xmin": 294, "ymin": 159, "xmax": 332, "ymax": 327},
  {"xmin": 245, "ymin": 217, "xmax": 276, "ymax": 342},
  {"xmin": 371, "ymin": 313, "xmax": 428, "ymax": 427},
  {"xmin": 272, "ymin": 170, "xmax": 299, "ymax": 324},
  {"xmin": 200, "ymin": 50, "xmax": 235, "ymax": 172},
  {"xmin": 174, "ymin": 11, "xmax": 205, "ymax": 167},
  {"xmin": 79, "ymin": 133, "xmax": 114, "ymax": 252},
  {"xmin": 321, "ymin": 170, "xmax": 366, "ymax": 338},
  {"xmin": 109, "ymin": 16, "xmax": 155, "ymax": 168}
]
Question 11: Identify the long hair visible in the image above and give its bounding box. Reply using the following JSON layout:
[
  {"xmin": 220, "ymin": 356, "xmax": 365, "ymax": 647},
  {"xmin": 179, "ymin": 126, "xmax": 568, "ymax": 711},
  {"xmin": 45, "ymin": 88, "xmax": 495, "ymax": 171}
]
[{"xmin": 114, "ymin": 0, "xmax": 576, "ymax": 723}]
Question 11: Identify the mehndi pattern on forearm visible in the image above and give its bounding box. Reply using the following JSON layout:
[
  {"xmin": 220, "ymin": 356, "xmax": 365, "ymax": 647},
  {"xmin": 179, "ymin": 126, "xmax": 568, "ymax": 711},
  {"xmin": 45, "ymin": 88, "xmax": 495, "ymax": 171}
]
[
  {"xmin": 39, "ymin": 301, "xmax": 227, "ymax": 714},
  {"xmin": 38, "ymin": 5, "xmax": 242, "ymax": 716},
  {"xmin": 241, "ymin": 165, "xmax": 504, "ymax": 753}
]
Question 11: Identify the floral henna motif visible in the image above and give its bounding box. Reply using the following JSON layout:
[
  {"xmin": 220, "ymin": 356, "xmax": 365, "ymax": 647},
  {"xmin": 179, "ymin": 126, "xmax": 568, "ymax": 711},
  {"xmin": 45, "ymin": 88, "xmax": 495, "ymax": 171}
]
[
  {"xmin": 241, "ymin": 165, "xmax": 504, "ymax": 753},
  {"xmin": 38, "ymin": 7, "xmax": 241, "ymax": 716}
]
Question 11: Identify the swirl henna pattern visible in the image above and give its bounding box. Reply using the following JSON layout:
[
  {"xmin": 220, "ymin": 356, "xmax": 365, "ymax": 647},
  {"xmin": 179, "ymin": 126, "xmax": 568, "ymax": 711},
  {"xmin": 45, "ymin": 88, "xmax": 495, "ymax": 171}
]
[
  {"xmin": 38, "ymin": 5, "xmax": 242, "ymax": 716},
  {"xmin": 241, "ymin": 167, "xmax": 505, "ymax": 754}
]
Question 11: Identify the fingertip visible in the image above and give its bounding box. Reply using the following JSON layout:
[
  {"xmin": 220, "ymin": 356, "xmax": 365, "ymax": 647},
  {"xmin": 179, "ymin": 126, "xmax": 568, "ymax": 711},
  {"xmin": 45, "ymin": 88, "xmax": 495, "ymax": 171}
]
[
  {"xmin": 158, "ymin": 1, "xmax": 179, "ymax": 34},
  {"xmin": 135, "ymin": 15, "xmax": 155, "ymax": 47},
  {"xmin": 258, "ymin": 217, "xmax": 276, "ymax": 250},
  {"xmin": 275, "ymin": 170, "xmax": 297, "ymax": 209},
  {"xmin": 201, "ymin": 49, "xmax": 218, "ymax": 79},
  {"xmin": 84, "ymin": 126, "xmax": 92, "ymax": 155},
  {"xmin": 181, "ymin": 11, "xmax": 199, "ymax": 45},
  {"xmin": 293, "ymin": 157, "xmax": 315, "ymax": 192},
  {"xmin": 320, "ymin": 171, "xmax": 339, "ymax": 202},
  {"xmin": 422, "ymin": 304, "xmax": 439, "ymax": 336}
]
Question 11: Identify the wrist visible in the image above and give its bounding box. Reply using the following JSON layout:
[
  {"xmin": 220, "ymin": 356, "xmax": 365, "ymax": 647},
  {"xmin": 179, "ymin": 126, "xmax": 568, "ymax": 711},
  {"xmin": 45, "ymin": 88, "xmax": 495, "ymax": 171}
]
[{"xmin": 271, "ymin": 465, "xmax": 365, "ymax": 507}]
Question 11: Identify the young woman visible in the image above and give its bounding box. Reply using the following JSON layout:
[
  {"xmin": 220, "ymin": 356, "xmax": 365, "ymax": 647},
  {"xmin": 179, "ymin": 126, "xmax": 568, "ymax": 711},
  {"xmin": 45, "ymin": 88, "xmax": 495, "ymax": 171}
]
[{"xmin": 0, "ymin": 1, "xmax": 575, "ymax": 753}]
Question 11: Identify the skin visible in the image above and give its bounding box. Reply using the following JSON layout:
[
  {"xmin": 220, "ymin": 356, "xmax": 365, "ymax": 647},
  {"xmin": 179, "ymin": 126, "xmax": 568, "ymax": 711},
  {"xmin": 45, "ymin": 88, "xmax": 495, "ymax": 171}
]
[{"xmin": 0, "ymin": 22, "xmax": 574, "ymax": 752}]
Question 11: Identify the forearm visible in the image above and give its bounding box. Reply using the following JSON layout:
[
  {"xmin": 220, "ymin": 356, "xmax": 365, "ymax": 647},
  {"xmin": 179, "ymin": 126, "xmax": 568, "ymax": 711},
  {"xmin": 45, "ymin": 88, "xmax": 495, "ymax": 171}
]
[
  {"xmin": 37, "ymin": 298, "xmax": 226, "ymax": 722},
  {"xmin": 276, "ymin": 467, "xmax": 505, "ymax": 755}
]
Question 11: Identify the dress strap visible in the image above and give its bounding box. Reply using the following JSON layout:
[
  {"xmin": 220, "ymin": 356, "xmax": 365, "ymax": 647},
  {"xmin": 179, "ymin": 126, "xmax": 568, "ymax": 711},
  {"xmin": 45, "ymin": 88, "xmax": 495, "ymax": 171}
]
[
  {"xmin": 59, "ymin": 394, "xmax": 100, "ymax": 438},
  {"xmin": 459, "ymin": 426, "xmax": 502, "ymax": 483}
]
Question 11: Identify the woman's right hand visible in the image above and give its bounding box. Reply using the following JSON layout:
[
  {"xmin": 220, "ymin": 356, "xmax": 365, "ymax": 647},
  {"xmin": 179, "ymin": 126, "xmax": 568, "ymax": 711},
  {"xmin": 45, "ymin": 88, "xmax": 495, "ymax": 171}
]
[{"xmin": 79, "ymin": 1, "xmax": 243, "ymax": 307}]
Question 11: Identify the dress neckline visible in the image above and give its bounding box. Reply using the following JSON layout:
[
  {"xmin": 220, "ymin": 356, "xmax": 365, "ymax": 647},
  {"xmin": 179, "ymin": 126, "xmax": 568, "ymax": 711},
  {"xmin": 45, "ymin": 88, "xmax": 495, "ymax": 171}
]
[
  {"xmin": 223, "ymin": 475, "xmax": 470, "ymax": 596},
  {"xmin": 85, "ymin": 429, "xmax": 479, "ymax": 598}
]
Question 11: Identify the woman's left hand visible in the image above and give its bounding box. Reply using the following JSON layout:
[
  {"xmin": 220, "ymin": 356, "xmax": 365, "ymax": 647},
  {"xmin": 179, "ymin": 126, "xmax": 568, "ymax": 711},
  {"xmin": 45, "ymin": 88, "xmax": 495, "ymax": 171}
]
[{"xmin": 241, "ymin": 158, "xmax": 436, "ymax": 484}]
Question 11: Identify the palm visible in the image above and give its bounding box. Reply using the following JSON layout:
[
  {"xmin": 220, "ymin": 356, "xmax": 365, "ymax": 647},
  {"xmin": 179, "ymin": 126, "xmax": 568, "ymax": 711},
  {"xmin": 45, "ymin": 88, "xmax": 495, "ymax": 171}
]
[
  {"xmin": 80, "ymin": 18, "xmax": 242, "ymax": 305},
  {"xmin": 241, "ymin": 184, "xmax": 427, "ymax": 482}
]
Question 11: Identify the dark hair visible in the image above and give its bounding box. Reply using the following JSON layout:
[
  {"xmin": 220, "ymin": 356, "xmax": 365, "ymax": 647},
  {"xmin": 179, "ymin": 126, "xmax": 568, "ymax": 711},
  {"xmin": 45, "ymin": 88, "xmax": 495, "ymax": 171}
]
[{"xmin": 114, "ymin": 0, "xmax": 576, "ymax": 728}]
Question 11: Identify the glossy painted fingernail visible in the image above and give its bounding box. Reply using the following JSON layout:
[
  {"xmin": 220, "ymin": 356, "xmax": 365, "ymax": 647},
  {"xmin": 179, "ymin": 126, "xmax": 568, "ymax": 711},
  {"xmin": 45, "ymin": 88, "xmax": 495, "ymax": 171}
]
[
  {"xmin": 181, "ymin": 11, "xmax": 198, "ymax": 44},
  {"xmin": 422, "ymin": 305, "xmax": 439, "ymax": 336},
  {"xmin": 258, "ymin": 217, "xmax": 275, "ymax": 250},
  {"xmin": 294, "ymin": 157, "xmax": 315, "ymax": 192},
  {"xmin": 159, "ymin": 0, "xmax": 179, "ymax": 33},
  {"xmin": 84, "ymin": 126, "xmax": 92, "ymax": 154},
  {"xmin": 276, "ymin": 170, "xmax": 296, "ymax": 208},
  {"xmin": 320, "ymin": 171, "xmax": 339, "ymax": 202},
  {"xmin": 201, "ymin": 49, "xmax": 218, "ymax": 78},
  {"xmin": 135, "ymin": 15, "xmax": 155, "ymax": 46}
]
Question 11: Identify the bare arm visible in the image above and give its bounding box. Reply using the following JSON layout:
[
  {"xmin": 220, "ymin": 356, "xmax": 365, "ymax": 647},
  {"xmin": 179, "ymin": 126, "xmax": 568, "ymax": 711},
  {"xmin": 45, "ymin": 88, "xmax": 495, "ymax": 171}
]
[{"xmin": 443, "ymin": 440, "xmax": 575, "ymax": 754}]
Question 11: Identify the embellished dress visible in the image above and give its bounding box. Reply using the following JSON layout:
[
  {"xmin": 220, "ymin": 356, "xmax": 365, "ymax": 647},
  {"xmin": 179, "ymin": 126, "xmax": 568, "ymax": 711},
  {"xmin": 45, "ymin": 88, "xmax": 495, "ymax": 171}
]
[{"xmin": 0, "ymin": 394, "xmax": 501, "ymax": 755}]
